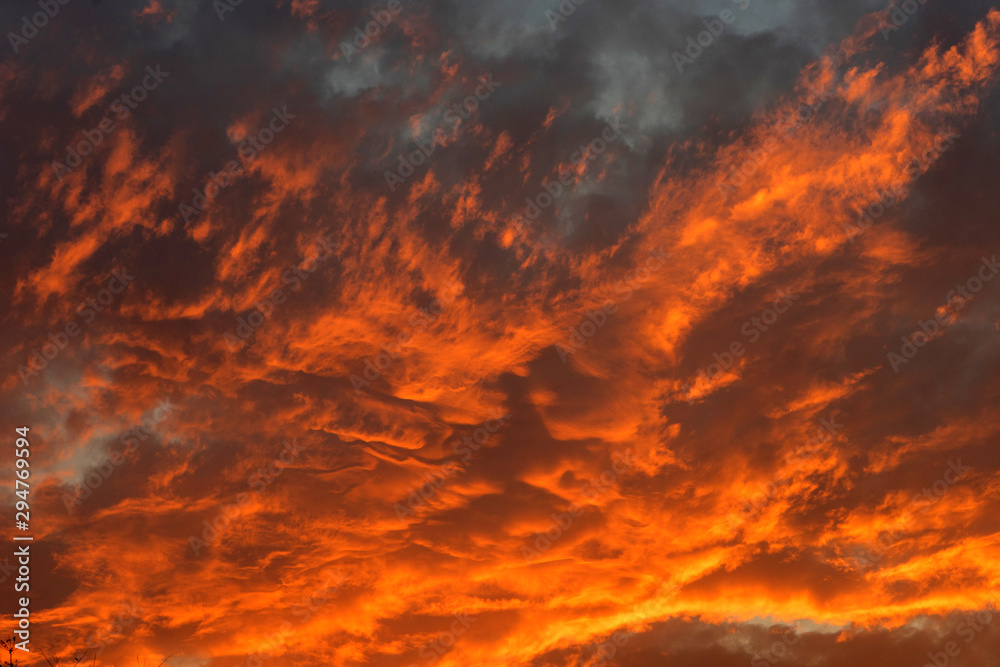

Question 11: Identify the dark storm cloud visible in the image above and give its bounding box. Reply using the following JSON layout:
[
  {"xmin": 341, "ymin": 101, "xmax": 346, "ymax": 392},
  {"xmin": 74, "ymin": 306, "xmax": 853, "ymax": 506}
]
[{"xmin": 3, "ymin": 0, "xmax": 1000, "ymax": 665}]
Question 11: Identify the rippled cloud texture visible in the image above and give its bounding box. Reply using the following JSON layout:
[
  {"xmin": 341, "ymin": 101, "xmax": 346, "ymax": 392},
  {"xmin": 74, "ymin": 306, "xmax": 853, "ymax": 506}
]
[{"xmin": 3, "ymin": 0, "xmax": 1000, "ymax": 665}]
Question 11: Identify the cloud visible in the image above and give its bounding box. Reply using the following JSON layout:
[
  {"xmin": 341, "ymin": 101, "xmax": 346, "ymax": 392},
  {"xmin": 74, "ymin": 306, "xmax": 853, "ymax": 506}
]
[{"xmin": 2, "ymin": 1, "xmax": 1000, "ymax": 665}]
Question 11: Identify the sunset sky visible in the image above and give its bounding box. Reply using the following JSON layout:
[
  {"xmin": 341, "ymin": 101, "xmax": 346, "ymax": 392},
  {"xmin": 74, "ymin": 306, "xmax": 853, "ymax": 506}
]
[{"xmin": 3, "ymin": 0, "xmax": 1000, "ymax": 665}]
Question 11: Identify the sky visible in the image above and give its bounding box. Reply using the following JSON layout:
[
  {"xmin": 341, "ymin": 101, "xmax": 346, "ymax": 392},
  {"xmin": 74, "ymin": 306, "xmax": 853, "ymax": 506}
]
[{"xmin": 2, "ymin": 0, "xmax": 1000, "ymax": 665}]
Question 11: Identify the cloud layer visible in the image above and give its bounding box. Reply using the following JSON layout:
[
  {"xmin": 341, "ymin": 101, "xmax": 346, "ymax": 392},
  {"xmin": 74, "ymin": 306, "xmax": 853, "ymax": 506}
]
[{"xmin": 3, "ymin": 0, "xmax": 1000, "ymax": 665}]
